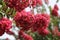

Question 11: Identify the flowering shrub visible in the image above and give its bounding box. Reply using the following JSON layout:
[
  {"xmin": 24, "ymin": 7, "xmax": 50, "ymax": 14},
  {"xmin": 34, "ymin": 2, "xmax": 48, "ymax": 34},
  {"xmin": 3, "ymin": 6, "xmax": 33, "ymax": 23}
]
[{"xmin": 0, "ymin": 0, "xmax": 60, "ymax": 40}]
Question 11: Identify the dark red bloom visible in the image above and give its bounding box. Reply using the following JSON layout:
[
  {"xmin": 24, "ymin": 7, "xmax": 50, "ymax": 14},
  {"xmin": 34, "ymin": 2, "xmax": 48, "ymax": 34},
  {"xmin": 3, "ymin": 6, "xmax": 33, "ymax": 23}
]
[
  {"xmin": 4, "ymin": 0, "xmax": 20, "ymax": 8},
  {"xmin": 31, "ymin": 0, "xmax": 43, "ymax": 7},
  {"xmin": 0, "ymin": 29, "xmax": 5, "ymax": 36},
  {"xmin": 51, "ymin": 4, "xmax": 59, "ymax": 16},
  {"xmin": 19, "ymin": 30, "xmax": 33, "ymax": 40},
  {"xmin": 36, "ymin": 0, "xmax": 43, "ymax": 6},
  {"xmin": 4, "ymin": 0, "xmax": 43, "ymax": 11},
  {"xmin": 52, "ymin": 9, "xmax": 58, "ymax": 16},
  {"xmin": 37, "ymin": 28, "xmax": 49, "ymax": 36},
  {"xmin": 41, "ymin": 13, "xmax": 50, "ymax": 24},
  {"xmin": 54, "ymin": 4, "xmax": 59, "ymax": 10},
  {"xmin": 31, "ymin": 0, "xmax": 37, "ymax": 7},
  {"xmin": 6, "ymin": 30, "xmax": 14, "ymax": 35},
  {"xmin": 14, "ymin": 10, "xmax": 35, "ymax": 31},
  {"xmin": 0, "ymin": 18, "xmax": 12, "ymax": 36},
  {"xmin": 31, "ymin": 14, "xmax": 49, "ymax": 32},
  {"xmin": 4, "ymin": 0, "xmax": 30, "ymax": 11}
]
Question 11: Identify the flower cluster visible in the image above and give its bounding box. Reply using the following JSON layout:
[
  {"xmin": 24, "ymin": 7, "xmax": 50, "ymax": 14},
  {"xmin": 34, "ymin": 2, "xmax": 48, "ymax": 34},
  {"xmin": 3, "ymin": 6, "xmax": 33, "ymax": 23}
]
[
  {"xmin": 0, "ymin": 18, "xmax": 12, "ymax": 36},
  {"xmin": 37, "ymin": 28, "xmax": 49, "ymax": 36},
  {"xmin": 52, "ymin": 4, "xmax": 59, "ymax": 16},
  {"xmin": 41, "ymin": 13, "xmax": 50, "ymax": 23},
  {"xmin": 14, "ymin": 10, "xmax": 35, "ymax": 31},
  {"xmin": 14, "ymin": 10, "xmax": 50, "ymax": 36},
  {"xmin": 4, "ymin": 0, "xmax": 30, "ymax": 11},
  {"xmin": 31, "ymin": 0, "xmax": 43, "ymax": 7},
  {"xmin": 4, "ymin": 0, "xmax": 43, "ymax": 11},
  {"xmin": 32, "ymin": 14, "xmax": 50, "ymax": 32},
  {"xmin": 31, "ymin": 14, "xmax": 50, "ymax": 36},
  {"xmin": 19, "ymin": 30, "xmax": 33, "ymax": 40}
]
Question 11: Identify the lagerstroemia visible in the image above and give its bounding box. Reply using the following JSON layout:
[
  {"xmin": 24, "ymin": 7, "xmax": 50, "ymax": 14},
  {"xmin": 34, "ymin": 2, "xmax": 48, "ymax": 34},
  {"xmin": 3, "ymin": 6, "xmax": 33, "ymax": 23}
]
[{"xmin": 0, "ymin": 0, "xmax": 60, "ymax": 40}]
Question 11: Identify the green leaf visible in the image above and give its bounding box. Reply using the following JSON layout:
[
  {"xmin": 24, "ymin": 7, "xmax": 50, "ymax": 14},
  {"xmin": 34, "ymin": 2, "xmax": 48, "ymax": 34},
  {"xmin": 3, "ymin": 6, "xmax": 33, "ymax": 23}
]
[
  {"xmin": 48, "ymin": 6, "xmax": 52, "ymax": 15},
  {"xmin": 56, "ymin": 0, "xmax": 59, "ymax": 3},
  {"xmin": 0, "ymin": 12, "xmax": 3, "ymax": 19},
  {"xmin": 0, "ymin": 0, "xmax": 2, "ymax": 5}
]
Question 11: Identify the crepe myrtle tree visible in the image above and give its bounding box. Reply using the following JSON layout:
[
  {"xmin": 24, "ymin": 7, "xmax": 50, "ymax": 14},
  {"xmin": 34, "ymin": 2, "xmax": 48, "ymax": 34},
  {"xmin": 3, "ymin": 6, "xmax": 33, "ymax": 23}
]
[{"xmin": 0, "ymin": 0, "xmax": 60, "ymax": 40}]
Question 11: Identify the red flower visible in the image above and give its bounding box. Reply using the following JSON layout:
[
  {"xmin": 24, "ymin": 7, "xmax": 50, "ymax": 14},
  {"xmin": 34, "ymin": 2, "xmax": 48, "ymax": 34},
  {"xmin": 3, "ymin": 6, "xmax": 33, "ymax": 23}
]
[
  {"xmin": 41, "ymin": 13, "xmax": 50, "ymax": 24},
  {"xmin": 31, "ymin": 0, "xmax": 37, "ymax": 7},
  {"xmin": 57, "ymin": 32, "xmax": 60, "ymax": 37},
  {"xmin": 36, "ymin": 0, "xmax": 43, "ymax": 6},
  {"xmin": 0, "ymin": 18, "xmax": 12, "ymax": 36},
  {"xmin": 4, "ymin": 0, "xmax": 30, "ymax": 11},
  {"xmin": 52, "ymin": 9, "xmax": 58, "ymax": 16},
  {"xmin": 54, "ymin": 4, "xmax": 59, "ymax": 10},
  {"xmin": 31, "ymin": 0, "xmax": 43, "ymax": 7},
  {"xmin": 0, "ymin": 29, "xmax": 5, "ymax": 36},
  {"xmin": 32, "ymin": 14, "xmax": 49, "ymax": 32},
  {"xmin": 51, "ymin": 4, "xmax": 59, "ymax": 16},
  {"xmin": 4, "ymin": 0, "xmax": 43, "ymax": 11},
  {"xmin": 19, "ymin": 30, "xmax": 33, "ymax": 40},
  {"xmin": 4, "ymin": 0, "xmax": 20, "ymax": 8},
  {"xmin": 37, "ymin": 28, "xmax": 49, "ymax": 36},
  {"xmin": 14, "ymin": 10, "xmax": 35, "ymax": 31}
]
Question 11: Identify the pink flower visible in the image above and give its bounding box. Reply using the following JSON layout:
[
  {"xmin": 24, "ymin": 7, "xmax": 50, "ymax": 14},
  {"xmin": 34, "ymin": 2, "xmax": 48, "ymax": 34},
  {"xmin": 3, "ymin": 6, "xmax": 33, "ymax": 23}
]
[
  {"xmin": 57, "ymin": 32, "xmax": 60, "ymax": 37},
  {"xmin": 52, "ymin": 26, "xmax": 60, "ymax": 37},
  {"xmin": 0, "ymin": 18, "xmax": 12, "ymax": 36},
  {"xmin": 19, "ymin": 30, "xmax": 33, "ymax": 40},
  {"xmin": 14, "ymin": 10, "xmax": 35, "ymax": 31},
  {"xmin": 52, "ymin": 26, "xmax": 58, "ymax": 35}
]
